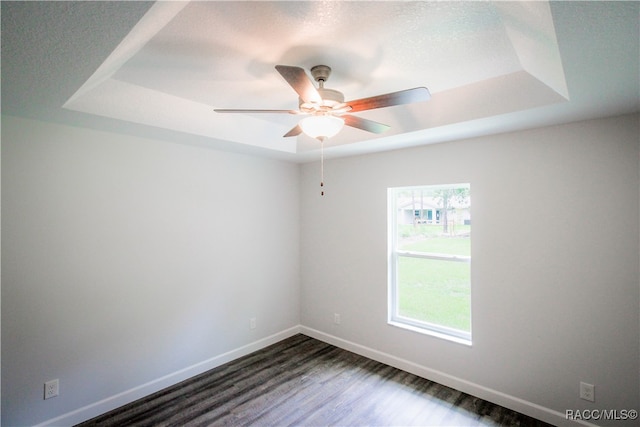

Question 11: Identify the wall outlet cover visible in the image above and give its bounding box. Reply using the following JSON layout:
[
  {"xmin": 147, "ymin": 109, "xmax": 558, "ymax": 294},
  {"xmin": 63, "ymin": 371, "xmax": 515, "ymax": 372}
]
[
  {"xmin": 44, "ymin": 379, "xmax": 59, "ymax": 400},
  {"xmin": 580, "ymin": 382, "xmax": 595, "ymax": 402}
]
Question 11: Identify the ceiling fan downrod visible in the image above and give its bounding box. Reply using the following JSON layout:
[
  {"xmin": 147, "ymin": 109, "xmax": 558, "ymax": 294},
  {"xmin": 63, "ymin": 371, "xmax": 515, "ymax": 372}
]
[{"xmin": 310, "ymin": 65, "xmax": 332, "ymax": 86}]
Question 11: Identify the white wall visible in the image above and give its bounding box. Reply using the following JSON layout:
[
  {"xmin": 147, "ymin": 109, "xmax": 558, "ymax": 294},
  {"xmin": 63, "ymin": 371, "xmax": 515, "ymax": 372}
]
[
  {"xmin": 1, "ymin": 116, "xmax": 301, "ymax": 426},
  {"xmin": 3, "ymin": 114, "xmax": 638, "ymax": 426},
  {"xmin": 300, "ymin": 114, "xmax": 640, "ymax": 426}
]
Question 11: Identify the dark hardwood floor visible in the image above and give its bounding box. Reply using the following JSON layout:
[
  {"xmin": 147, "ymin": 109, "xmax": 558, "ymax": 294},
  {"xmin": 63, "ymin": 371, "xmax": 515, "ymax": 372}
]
[{"xmin": 77, "ymin": 334, "xmax": 553, "ymax": 426}]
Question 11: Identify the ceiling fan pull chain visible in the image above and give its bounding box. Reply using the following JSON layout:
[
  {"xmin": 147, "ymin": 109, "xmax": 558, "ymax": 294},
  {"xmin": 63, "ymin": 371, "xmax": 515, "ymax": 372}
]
[{"xmin": 320, "ymin": 136, "xmax": 325, "ymax": 196}]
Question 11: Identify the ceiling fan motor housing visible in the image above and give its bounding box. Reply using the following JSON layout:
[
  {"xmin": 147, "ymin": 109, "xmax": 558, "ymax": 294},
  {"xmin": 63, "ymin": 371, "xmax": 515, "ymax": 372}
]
[
  {"xmin": 300, "ymin": 65, "xmax": 346, "ymax": 113},
  {"xmin": 299, "ymin": 87, "xmax": 345, "ymax": 112}
]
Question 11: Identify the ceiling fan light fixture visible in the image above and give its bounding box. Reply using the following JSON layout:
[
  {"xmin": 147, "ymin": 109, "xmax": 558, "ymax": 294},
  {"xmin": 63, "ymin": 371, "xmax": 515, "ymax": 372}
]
[{"xmin": 299, "ymin": 115, "xmax": 344, "ymax": 139}]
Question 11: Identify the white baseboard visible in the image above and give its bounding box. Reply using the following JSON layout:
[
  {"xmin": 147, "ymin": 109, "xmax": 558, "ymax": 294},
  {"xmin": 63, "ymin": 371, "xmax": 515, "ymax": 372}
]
[
  {"xmin": 300, "ymin": 326, "xmax": 598, "ymax": 427},
  {"xmin": 37, "ymin": 325, "xmax": 598, "ymax": 427},
  {"xmin": 36, "ymin": 326, "xmax": 302, "ymax": 427}
]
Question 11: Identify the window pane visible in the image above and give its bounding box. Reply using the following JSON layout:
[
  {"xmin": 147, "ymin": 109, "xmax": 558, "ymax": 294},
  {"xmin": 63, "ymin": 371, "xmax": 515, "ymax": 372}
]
[
  {"xmin": 397, "ymin": 256, "xmax": 471, "ymax": 333},
  {"xmin": 389, "ymin": 183, "xmax": 471, "ymax": 342},
  {"xmin": 398, "ymin": 224, "xmax": 470, "ymax": 255},
  {"xmin": 395, "ymin": 187, "xmax": 470, "ymax": 256}
]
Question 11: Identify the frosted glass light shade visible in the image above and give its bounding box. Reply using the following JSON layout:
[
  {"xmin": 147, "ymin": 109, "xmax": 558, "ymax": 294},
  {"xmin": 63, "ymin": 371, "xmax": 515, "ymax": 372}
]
[{"xmin": 299, "ymin": 115, "xmax": 344, "ymax": 139}]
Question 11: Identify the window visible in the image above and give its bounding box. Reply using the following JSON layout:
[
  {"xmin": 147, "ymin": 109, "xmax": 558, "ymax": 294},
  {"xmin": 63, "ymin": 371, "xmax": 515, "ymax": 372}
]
[{"xmin": 388, "ymin": 184, "xmax": 471, "ymax": 344}]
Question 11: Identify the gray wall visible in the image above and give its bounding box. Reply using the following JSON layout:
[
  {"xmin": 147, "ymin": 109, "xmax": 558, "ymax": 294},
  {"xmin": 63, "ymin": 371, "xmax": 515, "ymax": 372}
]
[
  {"xmin": 2, "ymin": 116, "xmax": 301, "ymax": 426},
  {"xmin": 2, "ymin": 113, "xmax": 639, "ymax": 426},
  {"xmin": 300, "ymin": 114, "xmax": 639, "ymax": 426}
]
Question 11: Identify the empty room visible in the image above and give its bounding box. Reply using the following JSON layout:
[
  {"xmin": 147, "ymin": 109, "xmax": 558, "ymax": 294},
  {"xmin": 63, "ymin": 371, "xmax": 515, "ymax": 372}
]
[{"xmin": 2, "ymin": 1, "xmax": 639, "ymax": 426}]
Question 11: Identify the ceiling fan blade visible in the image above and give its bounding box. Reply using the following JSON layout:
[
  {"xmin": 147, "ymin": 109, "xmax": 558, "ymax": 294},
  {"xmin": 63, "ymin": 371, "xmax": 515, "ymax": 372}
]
[
  {"xmin": 283, "ymin": 124, "xmax": 303, "ymax": 138},
  {"xmin": 346, "ymin": 87, "xmax": 431, "ymax": 113},
  {"xmin": 275, "ymin": 65, "xmax": 322, "ymax": 104},
  {"xmin": 343, "ymin": 114, "xmax": 391, "ymax": 134},
  {"xmin": 214, "ymin": 109, "xmax": 299, "ymax": 114}
]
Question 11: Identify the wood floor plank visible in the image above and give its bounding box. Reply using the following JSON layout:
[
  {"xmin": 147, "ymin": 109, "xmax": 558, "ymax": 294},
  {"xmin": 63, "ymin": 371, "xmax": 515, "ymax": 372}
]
[{"xmin": 77, "ymin": 335, "xmax": 553, "ymax": 427}]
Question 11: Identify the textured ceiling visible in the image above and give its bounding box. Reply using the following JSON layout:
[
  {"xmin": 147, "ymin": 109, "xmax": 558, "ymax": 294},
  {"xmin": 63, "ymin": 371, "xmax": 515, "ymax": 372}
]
[{"xmin": 2, "ymin": 1, "xmax": 638, "ymax": 162}]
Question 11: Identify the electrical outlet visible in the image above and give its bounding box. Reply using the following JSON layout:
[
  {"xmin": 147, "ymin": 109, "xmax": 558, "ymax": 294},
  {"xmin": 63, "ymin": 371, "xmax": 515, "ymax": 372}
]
[
  {"xmin": 44, "ymin": 379, "xmax": 59, "ymax": 400},
  {"xmin": 250, "ymin": 317, "xmax": 256, "ymax": 329},
  {"xmin": 334, "ymin": 313, "xmax": 341, "ymax": 324},
  {"xmin": 580, "ymin": 382, "xmax": 595, "ymax": 402}
]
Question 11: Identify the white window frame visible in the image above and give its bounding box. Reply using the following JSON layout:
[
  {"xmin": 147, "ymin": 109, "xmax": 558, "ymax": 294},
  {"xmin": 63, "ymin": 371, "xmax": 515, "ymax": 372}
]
[{"xmin": 387, "ymin": 184, "xmax": 472, "ymax": 345}]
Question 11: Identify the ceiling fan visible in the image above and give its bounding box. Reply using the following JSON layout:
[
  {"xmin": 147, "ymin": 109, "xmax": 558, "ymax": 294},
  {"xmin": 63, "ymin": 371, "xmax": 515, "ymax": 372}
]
[{"xmin": 214, "ymin": 65, "xmax": 431, "ymax": 140}]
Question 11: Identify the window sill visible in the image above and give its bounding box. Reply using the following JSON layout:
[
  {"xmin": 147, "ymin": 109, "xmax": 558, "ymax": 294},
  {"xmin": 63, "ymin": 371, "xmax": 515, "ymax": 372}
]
[{"xmin": 388, "ymin": 320, "xmax": 472, "ymax": 346}]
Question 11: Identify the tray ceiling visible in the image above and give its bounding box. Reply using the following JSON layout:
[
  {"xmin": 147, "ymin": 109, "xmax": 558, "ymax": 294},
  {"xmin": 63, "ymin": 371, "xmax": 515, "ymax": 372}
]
[{"xmin": 2, "ymin": 1, "xmax": 638, "ymax": 162}]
